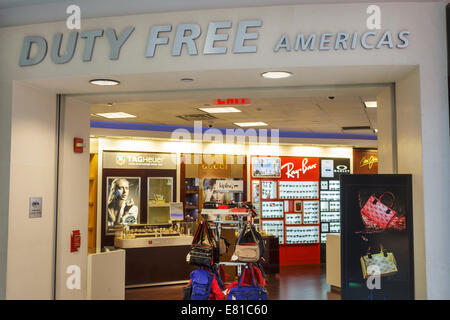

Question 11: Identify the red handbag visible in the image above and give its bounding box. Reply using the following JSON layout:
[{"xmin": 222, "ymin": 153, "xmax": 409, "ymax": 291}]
[{"xmin": 360, "ymin": 192, "xmax": 397, "ymax": 229}]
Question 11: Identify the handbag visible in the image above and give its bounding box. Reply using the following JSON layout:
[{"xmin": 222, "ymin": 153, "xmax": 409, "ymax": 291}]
[
  {"xmin": 226, "ymin": 266, "xmax": 268, "ymax": 300},
  {"xmin": 360, "ymin": 192, "xmax": 397, "ymax": 229},
  {"xmin": 233, "ymin": 222, "xmax": 261, "ymax": 263},
  {"xmin": 360, "ymin": 243, "xmax": 398, "ymax": 279},
  {"xmin": 187, "ymin": 221, "xmax": 219, "ymax": 267}
]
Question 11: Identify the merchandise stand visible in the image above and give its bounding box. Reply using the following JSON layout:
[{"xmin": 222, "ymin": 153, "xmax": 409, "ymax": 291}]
[{"xmin": 201, "ymin": 209, "xmax": 252, "ymax": 276}]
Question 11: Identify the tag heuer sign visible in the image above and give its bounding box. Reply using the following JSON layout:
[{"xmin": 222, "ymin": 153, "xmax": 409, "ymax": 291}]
[
  {"xmin": 116, "ymin": 155, "xmax": 126, "ymax": 166},
  {"xmin": 103, "ymin": 151, "xmax": 177, "ymax": 169}
]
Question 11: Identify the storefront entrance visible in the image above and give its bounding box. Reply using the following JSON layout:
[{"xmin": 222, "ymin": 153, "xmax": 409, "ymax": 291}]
[
  {"xmin": 79, "ymin": 84, "xmax": 383, "ymax": 299},
  {"xmin": 2, "ymin": 2, "xmax": 449, "ymax": 300}
]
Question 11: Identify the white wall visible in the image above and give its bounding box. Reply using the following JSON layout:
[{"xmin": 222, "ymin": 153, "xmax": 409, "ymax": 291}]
[
  {"xmin": 5, "ymin": 87, "xmax": 91, "ymax": 300},
  {"xmin": 6, "ymin": 82, "xmax": 56, "ymax": 299},
  {"xmin": 396, "ymin": 68, "xmax": 427, "ymax": 300},
  {"xmin": 0, "ymin": 81, "xmax": 12, "ymax": 300},
  {"xmin": 397, "ymin": 65, "xmax": 450, "ymax": 299},
  {"xmin": 55, "ymin": 97, "xmax": 90, "ymax": 299}
]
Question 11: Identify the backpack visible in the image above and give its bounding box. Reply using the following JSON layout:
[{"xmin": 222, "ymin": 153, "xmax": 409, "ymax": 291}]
[
  {"xmin": 189, "ymin": 267, "xmax": 214, "ymax": 300},
  {"xmin": 226, "ymin": 266, "xmax": 268, "ymax": 300}
]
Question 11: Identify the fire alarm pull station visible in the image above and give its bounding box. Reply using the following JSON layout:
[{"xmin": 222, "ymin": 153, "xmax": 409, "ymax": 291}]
[
  {"xmin": 74, "ymin": 137, "xmax": 85, "ymax": 153},
  {"xmin": 71, "ymin": 230, "xmax": 81, "ymax": 253}
]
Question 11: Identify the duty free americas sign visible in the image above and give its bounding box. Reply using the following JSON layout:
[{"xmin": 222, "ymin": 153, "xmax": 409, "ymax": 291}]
[{"xmin": 19, "ymin": 20, "xmax": 409, "ymax": 66}]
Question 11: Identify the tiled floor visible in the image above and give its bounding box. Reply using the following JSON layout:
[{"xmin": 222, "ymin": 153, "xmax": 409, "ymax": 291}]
[{"xmin": 125, "ymin": 264, "xmax": 341, "ymax": 300}]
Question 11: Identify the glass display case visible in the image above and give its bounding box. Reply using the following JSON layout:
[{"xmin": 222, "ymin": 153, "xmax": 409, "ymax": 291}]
[
  {"xmin": 114, "ymin": 221, "xmax": 198, "ymax": 248},
  {"xmin": 148, "ymin": 177, "xmax": 173, "ymax": 224}
]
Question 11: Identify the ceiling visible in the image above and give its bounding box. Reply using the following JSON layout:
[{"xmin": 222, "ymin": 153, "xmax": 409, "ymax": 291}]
[
  {"xmin": 89, "ymin": 88, "xmax": 379, "ymax": 135},
  {"xmin": 20, "ymin": 65, "xmax": 405, "ymax": 139}
]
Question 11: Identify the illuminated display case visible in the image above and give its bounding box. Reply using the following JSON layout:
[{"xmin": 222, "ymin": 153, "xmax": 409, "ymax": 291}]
[
  {"xmin": 114, "ymin": 222, "xmax": 196, "ymax": 248},
  {"xmin": 147, "ymin": 177, "xmax": 173, "ymax": 224}
]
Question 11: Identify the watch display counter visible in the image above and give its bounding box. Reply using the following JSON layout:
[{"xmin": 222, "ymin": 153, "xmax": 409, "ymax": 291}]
[{"xmin": 114, "ymin": 222, "xmax": 197, "ymax": 287}]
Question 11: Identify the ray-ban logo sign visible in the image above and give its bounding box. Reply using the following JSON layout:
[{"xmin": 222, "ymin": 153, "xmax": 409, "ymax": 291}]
[{"xmin": 19, "ymin": 6, "xmax": 409, "ymax": 67}]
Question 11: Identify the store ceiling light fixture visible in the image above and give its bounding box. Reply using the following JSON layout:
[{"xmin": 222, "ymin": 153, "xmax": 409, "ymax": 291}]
[
  {"xmin": 364, "ymin": 101, "xmax": 377, "ymax": 108},
  {"xmin": 89, "ymin": 79, "xmax": 120, "ymax": 86},
  {"xmin": 261, "ymin": 71, "xmax": 293, "ymax": 79},
  {"xmin": 234, "ymin": 122, "xmax": 268, "ymax": 127},
  {"xmin": 95, "ymin": 112, "xmax": 136, "ymax": 119},
  {"xmin": 199, "ymin": 107, "xmax": 241, "ymax": 113}
]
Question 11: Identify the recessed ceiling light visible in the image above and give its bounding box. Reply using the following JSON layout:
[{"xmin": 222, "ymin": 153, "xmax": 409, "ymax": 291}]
[
  {"xmin": 261, "ymin": 71, "xmax": 292, "ymax": 79},
  {"xmin": 234, "ymin": 122, "xmax": 268, "ymax": 127},
  {"xmin": 364, "ymin": 101, "xmax": 377, "ymax": 108},
  {"xmin": 95, "ymin": 112, "xmax": 136, "ymax": 119},
  {"xmin": 89, "ymin": 79, "xmax": 120, "ymax": 86},
  {"xmin": 199, "ymin": 107, "xmax": 241, "ymax": 113}
]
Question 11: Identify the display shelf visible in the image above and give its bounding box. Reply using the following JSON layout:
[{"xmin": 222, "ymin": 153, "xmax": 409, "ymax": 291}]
[{"xmin": 183, "ymin": 178, "xmax": 200, "ymax": 220}]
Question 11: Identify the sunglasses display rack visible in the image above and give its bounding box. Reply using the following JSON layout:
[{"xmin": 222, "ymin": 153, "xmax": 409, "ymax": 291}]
[
  {"xmin": 319, "ymin": 176, "xmax": 345, "ymax": 244},
  {"xmin": 285, "ymin": 213, "xmax": 302, "ymax": 225},
  {"xmin": 251, "ymin": 156, "xmax": 323, "ymax": 252},
  {"xmin": 262, "ymin": 220, "xmax": 284, "ymax": 244},
  {"xmin": 279, "ymin": 181, "xmax": 319, "ymax": 199},
  {"xmin": 328, "ymin": 180, "xmax": 340, "ymax": 191},
  {"xmin": 320, "ymin": 211, "xmax": 340, "ymax": 222},
  {"xmin": 302, "ymin": 200, "xmax": 320, "ymax": 224},
  {"xmin": 329, "ymin": 222, "xmax": 340, "ymax": 233},
  {"xmin": 261, "ymin": 201, "xmax": 284, "ymax": 219},
  {"xmin": 320, "ymin": 190, "xmax": 340, "ymax": 201},
  {"xmin": 256, "ymin": 180, "xmax": 321, "ymax": 245},
  {"xmin": 285, "ymin": 226, "xmax": 320, "ymax": 244}
]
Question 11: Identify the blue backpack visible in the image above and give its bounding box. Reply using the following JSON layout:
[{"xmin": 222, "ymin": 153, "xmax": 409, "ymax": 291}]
[
  {"xmin": 227, "ymin": 266, "xmax": 268, "ymax": 300},
  {"xmin": 189, "ymin": 267, "xmax": 214, "ymax": 300}
]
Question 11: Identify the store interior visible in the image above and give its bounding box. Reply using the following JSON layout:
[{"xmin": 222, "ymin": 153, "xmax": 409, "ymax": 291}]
[{"xmin": 83, "ymin": 84, "xmax": 382, "ymax": 299}]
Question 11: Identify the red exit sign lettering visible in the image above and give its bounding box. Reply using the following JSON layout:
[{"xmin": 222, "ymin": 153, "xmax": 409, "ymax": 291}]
[{"xmin": 213, "ymin": 98, "xmax": 251, "ymax": 106}]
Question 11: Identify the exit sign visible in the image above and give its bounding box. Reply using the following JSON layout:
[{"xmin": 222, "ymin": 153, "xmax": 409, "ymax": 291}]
[{"xmin": 213, "ymin": 98, "xmax": 251, "ymax": 106}]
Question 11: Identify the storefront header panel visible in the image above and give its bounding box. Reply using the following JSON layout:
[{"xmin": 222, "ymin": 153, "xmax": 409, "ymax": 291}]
[{"xmin": 103, "ymin": 151, "xmax": 177, "ymax": 170}]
